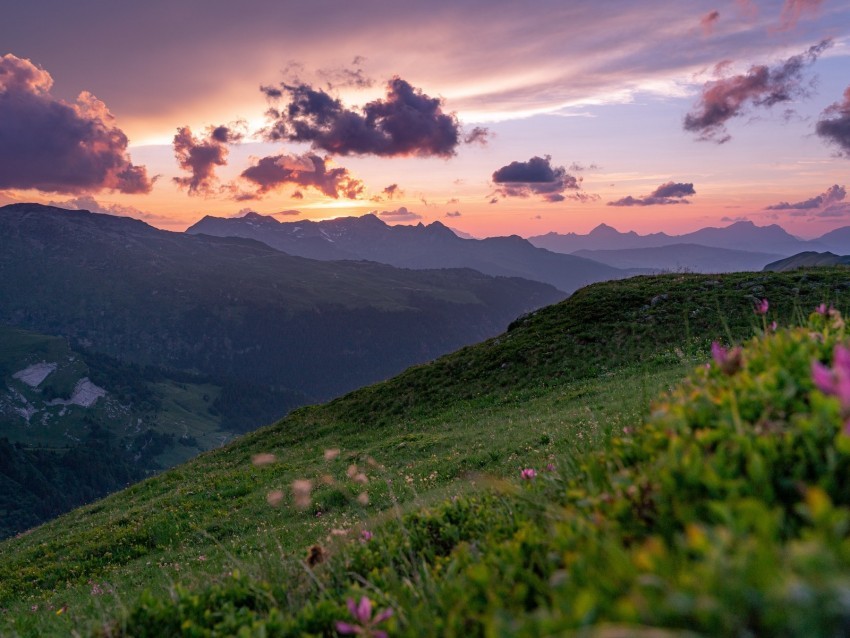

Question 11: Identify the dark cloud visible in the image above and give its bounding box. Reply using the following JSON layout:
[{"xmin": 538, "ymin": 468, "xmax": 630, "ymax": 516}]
[
  {"xmin": 238, "ymin": 153, "xmax": 364, "ymax": 200},
  {"xmin": 262, "ymin": 76, "xmax": 486, "ymax": 157},
  {"xmin": 445, "ymin": 211, "xmax": 461, "ymax": 218},
  {"xmin": 378, "ymin": 206, "xmax": 422, "ymax": 222},
  {"xmin": 700, "ymin": 10, "xmax": 721, "ymax": 35},
  {"xmin": 766, "ymin": 184, "xmax": 846, "ymax": 210},
  {"xmin": 777, "ymin": 0, "xmax": 824, "ymax": 31},
  {"xmin": 721, "ymin": 215, "xmax": 749, "ymax": 222},
  {"xmin": 816, "ymin": 87, "xmax": 850, "ymax": 156},
  {"xmin": 383, "ymin": 183, "xmax": 403, "ymax": 199},
  {"xmin": 491, "ymin": 155, "xmax": 581, "ymax": 203},
  {"xmin": 684, "ymin": 40, "xmax": 831, "ymax": 143},
  {"xmin": 291, "ymin": 190, "xmax": 304, "ymax": 199},
  {"xmin": 463, "ymin": 126, "xmax": 491, "ymax": 145},
  {"xmin": 173, "ymin": 123, "xmax": 244, "ymax": 195},
  {"xmin": 608, "ymin": 181, "xmax": 696, "ymax": 206},
  {"xmin": 0, "ymin": 54, "xmax": 152, "ymax": 194}
]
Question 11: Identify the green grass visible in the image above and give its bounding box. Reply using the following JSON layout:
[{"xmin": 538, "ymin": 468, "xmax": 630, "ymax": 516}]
[{"xmin": 3, "ymin": 268, "xmax": 850, "ymax": 635}]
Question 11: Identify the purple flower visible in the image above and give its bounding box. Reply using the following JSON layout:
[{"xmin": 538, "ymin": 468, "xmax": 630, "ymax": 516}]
[
  {"xmin": 755, "ymin": 298, "xmax": 769, "ymax": 315},
  {"xmin": 361, "ymin": 530, "xmax": 373, "ymax": 542},
  {"xmin": 711, "ymin": 341, "xmax": 742, "ymax": 375},
  {"xmin": 816, "ymin": 303, "xmax": 828, "ymax": 315},
  {"xmin": 546, "ymin": 463, "xmax": 556, "ymax": 472},
  {"xmin": 520, "ymin": 468, "xmax": 537, "ymax": 480},
  {"xmin": 812, "ymin": 345, "xmax": 850, "ymax": 411},
  {"xmin": 336, "ymin": 597, "xmax": 393, "ymax": 638}
]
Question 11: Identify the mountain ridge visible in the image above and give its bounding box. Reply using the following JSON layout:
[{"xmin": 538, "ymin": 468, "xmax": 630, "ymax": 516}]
[{"xmin": 186, "ymin": 212, "xmax": 627, "ymax": 294}]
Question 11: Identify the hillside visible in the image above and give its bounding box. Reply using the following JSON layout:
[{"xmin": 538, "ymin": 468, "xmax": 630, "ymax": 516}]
[
  {"xmin": 4, "ymin": 269, "xmax": 850, "ymax": 635},
  {"xmin": 764, "ymin": 250, "xmax": 850, "ymax": 272},
  {"xmin": 186, "ymin": 212, "xmax": 626, "ymax": 293},
  {"xmin": 0, "ymin": 203, "xmax": 561, "ymax": 416}
]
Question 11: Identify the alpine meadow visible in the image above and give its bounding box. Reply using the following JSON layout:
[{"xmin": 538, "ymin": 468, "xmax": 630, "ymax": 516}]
[{"xmin": 3, "ymin": 1, "xmax": 850, "ymax": 636}]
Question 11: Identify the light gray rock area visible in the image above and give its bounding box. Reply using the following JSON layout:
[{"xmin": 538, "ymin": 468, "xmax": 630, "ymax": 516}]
[{"xmin": 11, "ymin": 362, "xmax": 58, "ymax": 387}]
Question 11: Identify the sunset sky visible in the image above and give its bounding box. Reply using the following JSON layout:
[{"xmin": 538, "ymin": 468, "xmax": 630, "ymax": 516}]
[{"xmin": 1, "ymin": 0, "xmax": 849, "ymax": 238}]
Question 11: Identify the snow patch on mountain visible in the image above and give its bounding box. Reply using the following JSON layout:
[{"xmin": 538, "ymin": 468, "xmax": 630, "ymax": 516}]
[{"xmin": 12, "ymin": 362, "xmax": 57, "ymax": 388}]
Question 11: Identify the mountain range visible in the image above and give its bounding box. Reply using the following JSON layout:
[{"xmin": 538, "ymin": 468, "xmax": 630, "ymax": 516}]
[
  {"xmin": 187, "ymin": 212, "xmax": 627, "ymax": 293},
  {"xmin": 529, "ymin": 221, "xmax": 850, "ymax": 256},
  {"xmin": 0, "ymin": 204, "xmax": 560, "ymax": 408}
]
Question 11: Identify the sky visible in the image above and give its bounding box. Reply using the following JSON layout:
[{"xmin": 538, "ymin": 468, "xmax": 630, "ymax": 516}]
[{"xmin": 1, "ymin": 0, "xmax": 849, "ymax": 238}]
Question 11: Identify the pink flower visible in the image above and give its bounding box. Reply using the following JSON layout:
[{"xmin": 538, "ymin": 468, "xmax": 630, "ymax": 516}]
[
  {"xmin": 816, "ymin": 303, "xmax": 828, "ymax": 315},
  {"xmin": 769, "ymin": 321, "xmax": 777, "ymax": 332},
  {"xmin": 755, "ymin": 298, "xmax": 769, "ymax": 315},
  {"xmin": 336, "ymin": 597, "xmax": 393, "ymax": 638},
  {"xmin": 361, "ymin": 530, "xmax": 373, "ymax": 542},
  {"xmin": 711, "ymin": 341, "xmax": 742, "ymax": 375},
  {"xmin": 521, "ymin": 468, "xmax": 537, "ymax": 480},
  {"xmin": 546, "ymin": 463, "xmax": 556, "ymax": 472},
  {"xmin": 812, "ymin": 345, "xmax": 850, "ymax": 411}
]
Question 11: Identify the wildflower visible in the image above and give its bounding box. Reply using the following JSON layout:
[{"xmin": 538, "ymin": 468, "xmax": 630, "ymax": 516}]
[
  {"xmin": 357, "ymin": 492, "xmax": 370, "ymax": 505},
  {"xmin": 769, "ymin": 321, "xmax": 777, "ymax": 332},
  {"xmin": 812, "ymin": 345, "xmax": 850, "ymax": 407},
  {"xmin": 266, "ymin": 490, "xmax": 284, "ymax": 507},
  {"xmin": 711, "ymin": 341, "xmax": 742, "ymax": 375},
  {"xmin": 336, "ymin": 596, "xmax": 393, "ymax": 638},
  {"xmin": 521, "ymin": 468, "xmax": 537, "ymax": 480},
  {"xmin": 251, "ymin": 453, "xmax": 276, "ymax": 467},
  {"xmin": 197, "ymin": 555, "xmax": 207, "ymax": 562},
  {"xmin": 352, "ymin": 472, "xmax": 369, "ymax": 484},
  {"xmin": 361, "ymin": 529, "xmax": 373, "ymax": 542},
  {"xmin": 546, "ymin": 463, "xmax": 556, "ymax": 472},
  {"xmin": 292, "ymin": 479, "xmax": 313, "ymax": 509},
  {"xmin": 816, "ymin": 303, "xmax": 829, "ymax": 315},
  {"xmin": 324, "ymin": 448, "xmax": 340, "ymax": 461},
  {"xmin": 755, "ymin": 298, "xmax": 769, "ymax": 315}
]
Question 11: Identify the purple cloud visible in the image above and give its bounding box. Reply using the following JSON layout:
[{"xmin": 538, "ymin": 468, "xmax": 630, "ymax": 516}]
[
  {"xmin": 262, "ymin": 76, "xmax": 486, "ymax": 157},
  {"xmin": 0, "ymin": 54, "xmax": 152, "ymax": 194},
  {"xmin": 766, "ymin": 184, "xmax": 846, "ymax": 210},
  {"xmin": 445, "ymin": 211, "xmax": 461, "ymax": 218},
  {"xmin": 378, "ymin": 206, "xmax": 422, "ymax": 222},
  {"xmin": 491, "ymin": 155, "xmax": 581, "ymax": 203},
  {"xmin": 684, "ymin": 40, "xmax": 831, "ymax": 143},
  {"xmin": 608, "ymin": 181, "xmax": 696, "ymax": 206},
  {"xmin": 238, "ymin": 153, "xmax": 364, "ymax": 200},
  {"xmin": 173, "ymin": 123, "xmax": 244, "ymax": 195},
  {"xmin": 817, "ymin": 87, "xmax": 850, "ymax": 157},
  {"xmin": 382, "ymin": 183, "xmax": 403, "ymax": 199}
]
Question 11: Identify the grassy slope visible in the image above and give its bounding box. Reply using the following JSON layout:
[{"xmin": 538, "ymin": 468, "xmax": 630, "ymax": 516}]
[{"xmin": 2, "ymin": 269, "xmax": 850, "ymax": 635}]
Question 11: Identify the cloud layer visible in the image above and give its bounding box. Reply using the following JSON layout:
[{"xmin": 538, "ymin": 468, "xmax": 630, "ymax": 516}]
[
  {"xmin": 817, "ymin": 87, "xmax": 850, "ymax": 157},
  {"xmin": 766, "ymin": 184, "xmax": 846, "ymax": 210},
  {"xmin": 238, "ymin": 153, "xmax": 364, "ymax": 200},
  {"xmin": 173, "ymin": 123, "xmax": 244, "ymax": 195},
  {"xmin": 491, "ymin": 156, "xmax": 580, "ymax": 203},
  {"xmin": 684, "ymin": 40, "xmax": 830, "ymax": 143},
  {"xmin": 0, "ymin": 54, "xmax": 152, "ymax": 194},
  {"xmin": 262, "ymin": 76, "xmax": 484, "ymax": 157},
  {"xmin": 608, "ymin": 181, "xmax": 696, "ymax": 206}
]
